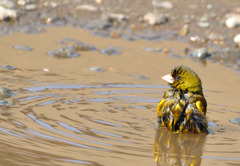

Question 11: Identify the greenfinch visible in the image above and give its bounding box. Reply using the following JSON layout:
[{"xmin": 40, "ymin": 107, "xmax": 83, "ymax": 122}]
[{"xmin": 157, "ymin": 65, "xmax": 208, "ymax": 133}]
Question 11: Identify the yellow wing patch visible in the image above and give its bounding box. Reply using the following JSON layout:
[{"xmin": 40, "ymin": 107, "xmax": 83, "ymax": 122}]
[
  {"xmin": 157, "ymin": 98, "xmax": 165, "ymax": 117},
  {"xmin": 195, "ymin": 100, "xmax": 206, "ymax": 115}
]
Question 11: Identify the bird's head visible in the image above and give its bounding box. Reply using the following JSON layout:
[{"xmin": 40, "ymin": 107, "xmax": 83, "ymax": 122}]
[{"xmin": 162, "ymin": 66, "xmax": 203, "ymax": 93}]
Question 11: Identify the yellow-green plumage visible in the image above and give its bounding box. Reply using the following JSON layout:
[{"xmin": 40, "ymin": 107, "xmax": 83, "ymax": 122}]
[{"xmin": 157, "ymin": 66, "xmax": 208, "ymax": 133}]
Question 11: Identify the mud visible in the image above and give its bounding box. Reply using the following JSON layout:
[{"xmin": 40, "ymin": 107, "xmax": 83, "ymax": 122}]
[{"xmin": 0, "ymin": 27, "xmax": 239, "ymax": 165}]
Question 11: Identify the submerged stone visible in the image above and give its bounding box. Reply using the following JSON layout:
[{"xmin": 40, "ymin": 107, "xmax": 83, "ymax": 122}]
[
  {"xmin": 2, "ymin": 65, "xmax": 16, "ymax": 70},
  {"xmin": 130, "ymin": 74, "xmax": 149, "ymax": 79},
  {"xmin": 230, "ymin": 116, "xmax": 240, "ymax": 125},
  {"xmin": 13, "ymin": 45, "xmax": 33, "ymax": 51},
  {"xmin": 100, "ymin": 47, "xmax": 122, "ymax": 55},
  {"xmin": 89, "ymin": 67, "xmax": 104, "ymax": 72},
  {"xmin": 48, "ymin": 46, "xmax": 79, "ymax": 58},
  {"xmin": 0, "ymin": 87, "xmax": 15, "ymax": 99}
]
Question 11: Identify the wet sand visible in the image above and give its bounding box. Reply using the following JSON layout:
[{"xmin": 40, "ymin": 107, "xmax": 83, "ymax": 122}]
[{"xmin": 0, "ymin": 27, "xmax": 239, "ymax": 166}]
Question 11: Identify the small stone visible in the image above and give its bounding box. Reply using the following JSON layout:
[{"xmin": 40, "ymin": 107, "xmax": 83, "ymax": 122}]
[
  {"xmin": 179, "ymin": 24, "xmax": 189, "ymax": 36},
  {"xmin": 0, "ymin": 6, "xmax": 17, "ymax": 21},
  {"xmin": 13, "ymin": 45, "xmax": 32, "ymax": 51},
  {"xmin": 24, "ymin": 4, "xmax": 37, "ymax": 10},
  {"xmin": 189, "ymin": 47, "xmax": 210, "ymax": 59},
  {"xmin": 230, "ymin": 116, "xmax": 240, "ymax": 125},
  {"xmin": 206, "ymin": 4, "xmax": 213, "ymax": 10},
  {"xmin": 225, "ymin": 13, "xmax": 240, "ymax": 28},
  {"xmin": 130, "ymin": 74, "xmax": 149, "ymax": 79},
  {"xmin": 95, "ymin": 0, "xmax": 102, "ymax": 4},
  {"xmin": 76, "ymin": 4, "xmax": 98, "ymax": 12},
  {"xmin": 106, "ymin": 13, "xmax": 128, "ymax": 23},
  {"xmin": 73, "ymin": 42, "xmax": 98, "ymax": 51},
  {"xmin": 0, "ymin": 0, "xmax": 16, "ymax": 9},
  {"xmin": 142, "ymin": 47, "xmax": 162, "ymax": 52},
  {"xmin": 197, "ymin": 21, "xmax": 210, "ymax": 28},
  {"xmin": 152, "ymin": 1, "xmax": 173, "ymax": 9},
  {"xmin": 2, "ymin": 65, "xmax": 16, "ymax": 70},
  {"xmin": 85, "ymin": 19, "xmax": 112, "ymax": 30},
  {"xmin": 100, "ymin": 47, "xmax": 122, "ymax": 55},
  {"xmin": 89, "ymin": 67, "xmax": 104, "ymax": 72},
  {"xmin": 190, "ymin": 36, "xmax": 208, "ymax": 44},
  {"xmin": 143, "ymin": 12, "xmax": 168, "ymax": 25},
  {"xmin": 48, "ymin": 46, "xmax": 79, "ymax": 58},
  {"xmin": 233, "ymin": 34, "xmax": 240, "ymax": 46},
  {"xmin": 0, "ymin": 87, "xmax": 15, "ymax": 99},
  {"xmin": 43, "ymin": 68, "xmax": 50, "ymax": 72}
]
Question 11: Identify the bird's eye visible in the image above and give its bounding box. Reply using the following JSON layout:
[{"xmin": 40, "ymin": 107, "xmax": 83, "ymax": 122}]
[{"xmin": 176, "ymin": 76, "xmax": 181, "ymax": 80}]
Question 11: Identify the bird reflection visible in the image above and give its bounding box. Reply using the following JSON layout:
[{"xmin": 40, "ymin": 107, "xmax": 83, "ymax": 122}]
[{"xmin": 153, "ymin": 125, "xmax": 207, "ymax": 166}]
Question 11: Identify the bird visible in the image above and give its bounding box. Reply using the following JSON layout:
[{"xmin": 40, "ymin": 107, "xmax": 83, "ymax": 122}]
[{"xmin": 157, "ymin": 65, "xmax": 208, "ymax": 133}]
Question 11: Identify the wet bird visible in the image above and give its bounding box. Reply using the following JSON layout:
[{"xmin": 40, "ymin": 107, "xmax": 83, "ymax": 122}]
[{"xmin": 157, "ymin": 65, "xmax": 208, "ymax": 133}]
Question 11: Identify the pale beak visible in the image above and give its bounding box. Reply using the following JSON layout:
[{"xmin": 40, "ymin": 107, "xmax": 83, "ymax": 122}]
[{"xmin": 161, "ymin": 74, "xmax": 174, "ymax": 84}]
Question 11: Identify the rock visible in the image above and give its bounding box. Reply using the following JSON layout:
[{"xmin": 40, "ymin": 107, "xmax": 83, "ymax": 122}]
[
  {"xmin": 0, "ymin": 6, "xmax": 17, "ymax": 21},
  {"xmin": 152, "ymin": 1, "xmax": 173, "ymax": 9},
  {"xmin": 143, "ymin": 12, "xmax": 168, "ymax": 25},
  {"xmin": 0, "ymin": 0, "xmax": 15, "ymax": 9},
  {"xmin": 0, "ymin": 87, "xmax": 15, "ymax": 99},
  {"xmin": 197, "ymin": 21, "xmax": 210, "ymax": 28},
  {"xmin": 130, "ymin": 74, "xmax": 149, "ymax": 79},
  {"xmin": 189, "ymin": 47, "xmax": 210, "ymax": 59},
  {"xmin": 89, "ymin": 67, "xmax": 104, "ymax": 72},
  {"xmin": 233, "ymin": 34, "xmax": 240, "ymax": 46},
  {"xmin": 73, "ymin": 42, "xmax": 98, "ymax": 51},
  {"xmin": 225, "ymin": 13, "xmax": 240, "ymax": 28},
  {"xmin": 106, "ymin": 13, "xmax": 128, "ymax": 23},
  {"xmin": 48, "ymin": 46, "xmax": 79, "ymax": 58},
  {"xmin": 85, "ymin": 19, "xmax": 112, "ymax": 30},
  {"xmin": 231, "ymin": 116, "xmax": 240, "ymax": 125},
  {"xmin": 100, "ymin": 47, "xmax": 122, "ymax": 55},
  {"xmin": 211, "ymin": 48, "xmax": 240, "ymax": 64},
  {"xmin": 179, "ymin": 24, "xmax": 189, "ymax": 36},
  {"xmin": 2, "ymin": 65, "xmax": 16, "ymax": 70},
  {"xmin": 142, "ymin": 47, "xmax": 163, "ymax": 52},
  {"xmin": 17, "ymin": 0, "xmax": 38, "ymax": 10},
  {"xmin": 76, "ymin": 4, "xmax": 98, "ymax": 12},
  {"xmin": 13, "ymin": 45, "xmax": 33, "ymax": 51}
]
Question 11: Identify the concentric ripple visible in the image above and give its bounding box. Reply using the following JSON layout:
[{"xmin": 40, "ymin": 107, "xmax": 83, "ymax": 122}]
[{"xmin": 0, "ymin": 83, "xmax": 239, "ymax": 166}]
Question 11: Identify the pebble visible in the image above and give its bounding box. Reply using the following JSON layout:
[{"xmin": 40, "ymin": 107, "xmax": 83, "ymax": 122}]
[
  {"xmin": 2, "ymin": 65, "xmax": 16, "ymax": 70},
  {"xmin": 179, "ymin": 24, "xmax": 189, "ymax": 36},
  {"xmin": 130, "ymin": 74, "xmax": 149, "ymax": 79},
  {"xmin": 106, "ymin": 13, "xmax": 128, "ymax": 23},
  {"xmin": 89, "ymin": 67, "xmax": 104, "ymax": 72},
  {"xmin": 233, "ymin": 34, "xmax": 240, "ymax": 46},
  {"xmin": 0, "ymin": 87, "xmax": 15, "ymax": 100},
  {"xmin": 58, "ymin": 38, "xmax": 98, "ymax": 51},
  {"xmin": 225, "ymin": 13, "xmax": 240, "ymax": 28},
  {"xmin": 211, "ymin": 48, "xmax": 240, "ymax": 63},
  {"xmin": 76, "ymin": 5, "xmax": 98, "ymax": 12},
  {"xmin": 73, "ymin": 42, "xmax": 98, "ymax": 51},
  {"xmin": 85, "ymin": 19, "xmax": 112, "ymax": 30},
  {"xmin": 13, "ymin": 45, "xmax": 33, "ymax": 51},
  {"xmin": 167, "ymin": 53, "xmax": 184, "ymax": 59},
  {"xmin": 130, "ymin": 74, "xmax": 149, "ymax": 80},
  {"xmin": 0, "ymin": 0, "xmax": 15, "ymax": 9},
  {"xmin": 143, "ymin": 12, "xmax": 168, "ymax": 25},
  {"xmin": 189, "ymin": 47, "xmax": 210, "ymax": 59},
  {"xmin": 142, "ymin": 47, "xmax": 163, "ymax": 52},
  {"xmin": 48, "ymin": 46, "xmax": 80, "ymax": 58},
  {"xmin": 0, "ymin": 6, "xmax": 17, "ymax": 21},
  {"xmin": 230, "ymin": 116, "xmax": 240, "ymax": 125},
  {"xmin": 152, "ymin": 1, "xmax": 173, "ymax": 9},
  {"xmin": 197, "ymin": 21, "xmax": 210, "ymax": 28},
  {"xmin": 100, "ymin": 47, "xmax": 122, "ymax": 55}
]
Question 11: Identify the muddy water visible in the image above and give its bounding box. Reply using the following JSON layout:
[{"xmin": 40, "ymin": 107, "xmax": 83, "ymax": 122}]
[{"xmin": 0, "ymin": 27, "xmax": 239, "ymax": 166}]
